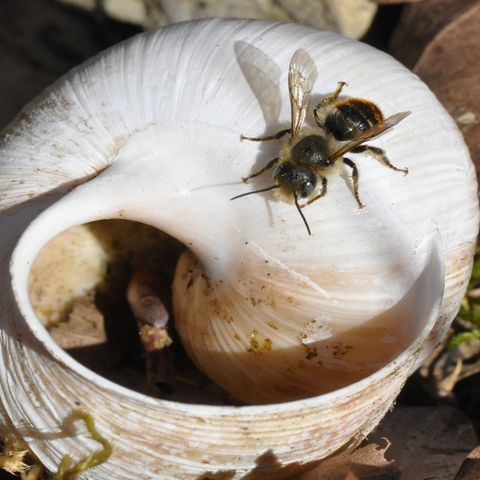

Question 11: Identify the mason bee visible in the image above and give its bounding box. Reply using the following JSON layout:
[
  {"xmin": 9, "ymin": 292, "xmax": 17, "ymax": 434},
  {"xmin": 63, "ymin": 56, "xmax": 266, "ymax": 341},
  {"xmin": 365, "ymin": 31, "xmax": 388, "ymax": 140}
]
[{"xmin": 231, "ymin": 49, "xmax": 410, "ymax": 235}]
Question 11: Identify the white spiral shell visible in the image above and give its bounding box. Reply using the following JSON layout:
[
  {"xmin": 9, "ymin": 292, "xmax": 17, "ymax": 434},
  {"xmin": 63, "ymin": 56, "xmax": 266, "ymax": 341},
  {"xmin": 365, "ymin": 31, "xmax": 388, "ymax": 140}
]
[{"xmin": 0, "ymin": 18, "xmax": 477, "ymax": 479}]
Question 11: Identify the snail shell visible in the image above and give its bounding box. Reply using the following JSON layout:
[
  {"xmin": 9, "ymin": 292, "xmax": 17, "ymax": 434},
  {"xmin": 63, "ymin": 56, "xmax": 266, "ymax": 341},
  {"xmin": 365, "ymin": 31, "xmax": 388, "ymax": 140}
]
[{"xmin": 0, "ymin": 18, "xmax": 477, "ymax": 479}]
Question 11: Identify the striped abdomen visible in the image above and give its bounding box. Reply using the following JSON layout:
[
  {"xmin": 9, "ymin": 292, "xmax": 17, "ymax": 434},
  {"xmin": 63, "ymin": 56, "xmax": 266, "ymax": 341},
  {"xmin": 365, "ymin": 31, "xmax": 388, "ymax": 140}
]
[{"xmin": 325, "ymin": 99, "xmax": 384, "ymax": 141}]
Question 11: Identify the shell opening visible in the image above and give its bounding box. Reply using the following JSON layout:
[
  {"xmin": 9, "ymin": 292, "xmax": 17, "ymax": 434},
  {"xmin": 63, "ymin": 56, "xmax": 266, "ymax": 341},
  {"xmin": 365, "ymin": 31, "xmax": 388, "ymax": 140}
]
[
  {"xmin": 26, "ymin": 219, "xmax": 242, "ymax": 406},
  {"xmin": 15, "ymin": 214, "xmax": 445, "ymax": 408},
  {"xmin": 11, "ymin": 209, "xmax": 445, "ymax": 409}
]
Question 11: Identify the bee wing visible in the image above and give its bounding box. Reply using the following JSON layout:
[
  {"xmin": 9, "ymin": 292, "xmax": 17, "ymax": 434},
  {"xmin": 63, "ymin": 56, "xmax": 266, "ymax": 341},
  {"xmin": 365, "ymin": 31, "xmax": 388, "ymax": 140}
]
[
  {"xmin": 288, "ymin": 49, "xmax": 318, "ymax": 139},
  {"xmin": 330, "ymin": 111, "xmax": 411, "ymax": 160}
]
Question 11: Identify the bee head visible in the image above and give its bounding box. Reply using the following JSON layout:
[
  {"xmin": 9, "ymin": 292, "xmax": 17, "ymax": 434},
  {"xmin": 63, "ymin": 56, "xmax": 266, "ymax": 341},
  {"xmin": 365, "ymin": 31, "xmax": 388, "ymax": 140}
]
[{"xmin": 274, "ymin": 162, "xmax": 316, "ymax": 199}]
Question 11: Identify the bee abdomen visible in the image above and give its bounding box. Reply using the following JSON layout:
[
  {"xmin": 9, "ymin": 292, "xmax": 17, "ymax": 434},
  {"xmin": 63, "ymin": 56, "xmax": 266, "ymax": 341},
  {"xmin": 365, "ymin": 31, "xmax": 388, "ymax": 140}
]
[{"xmin": 326, "ymin": 99, "xmax": 383, "ymax": 141}]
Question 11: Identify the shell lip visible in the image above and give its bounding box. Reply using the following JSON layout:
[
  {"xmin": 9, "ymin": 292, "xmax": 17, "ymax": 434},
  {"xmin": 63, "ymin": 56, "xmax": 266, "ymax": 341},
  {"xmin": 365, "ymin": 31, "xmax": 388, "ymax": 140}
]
[{"xmin": 10, "ymin": 216, "xmax": 443, "ymax": 414}]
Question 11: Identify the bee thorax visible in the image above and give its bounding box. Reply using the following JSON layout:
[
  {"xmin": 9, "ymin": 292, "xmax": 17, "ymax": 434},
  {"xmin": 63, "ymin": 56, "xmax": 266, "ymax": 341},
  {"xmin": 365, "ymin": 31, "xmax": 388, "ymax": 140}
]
[{"xmin": 291, "ymin": 135, "xmax": 331, "ymax": 168}]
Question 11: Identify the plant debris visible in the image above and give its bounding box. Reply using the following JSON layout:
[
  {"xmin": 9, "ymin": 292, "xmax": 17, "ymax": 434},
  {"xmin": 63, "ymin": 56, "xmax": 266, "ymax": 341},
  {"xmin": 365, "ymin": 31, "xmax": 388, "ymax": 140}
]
[
  {"xmin": 0, "ymin": 438, "xmax": 29, "ymax": 475},
  {"xmin": 52, "ymin": 410, "xmax": 112, "ymax": 480},
  {"xmin": 298, "ymin": 438, "xmax": 399, "ymax": 479}
]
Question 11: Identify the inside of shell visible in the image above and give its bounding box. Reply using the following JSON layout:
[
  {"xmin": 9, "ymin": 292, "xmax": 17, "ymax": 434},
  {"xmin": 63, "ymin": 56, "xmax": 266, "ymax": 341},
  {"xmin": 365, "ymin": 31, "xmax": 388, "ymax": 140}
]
[{"xmin": 28, "ymin": 219, "xmax": 241, "ymax": 406}]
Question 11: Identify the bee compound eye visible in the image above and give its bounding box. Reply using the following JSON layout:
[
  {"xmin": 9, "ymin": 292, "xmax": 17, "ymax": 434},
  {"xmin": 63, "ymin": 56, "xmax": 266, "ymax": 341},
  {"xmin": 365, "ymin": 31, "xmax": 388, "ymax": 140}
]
[{"xmin": 301, "ymin": 176, "xmax": 316, "ymax": 198}]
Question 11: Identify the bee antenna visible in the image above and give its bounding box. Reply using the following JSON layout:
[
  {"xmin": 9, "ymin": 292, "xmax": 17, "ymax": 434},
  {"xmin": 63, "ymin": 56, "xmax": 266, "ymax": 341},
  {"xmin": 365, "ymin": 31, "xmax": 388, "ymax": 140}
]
[
  {"xmin": 294, "ymin": 192, "xmax": 311, "ymax": 236},
  {"xmin": 230, "ymin": 184, "xmax": 280, "ymax": 201}
]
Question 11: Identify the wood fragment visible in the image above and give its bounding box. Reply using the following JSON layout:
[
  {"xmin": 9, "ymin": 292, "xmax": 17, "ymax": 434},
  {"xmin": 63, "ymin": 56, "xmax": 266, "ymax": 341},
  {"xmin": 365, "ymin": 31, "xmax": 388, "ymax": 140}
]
[
  {"xmin": 437, "ymin": 356, "xmax": 463, "ymax": 395},
  {"xmin": 127, "ymin": 271, "xmax": 173, "ymax": 391}
]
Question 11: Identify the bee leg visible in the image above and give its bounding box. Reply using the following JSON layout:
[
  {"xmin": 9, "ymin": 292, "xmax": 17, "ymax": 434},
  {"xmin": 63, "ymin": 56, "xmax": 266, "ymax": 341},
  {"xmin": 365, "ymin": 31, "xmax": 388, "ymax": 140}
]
[
  {"xmin": 240, "ymin": 128, "xmax": 291, "ymax": 142},
  {"xmin": 299, "ymin": 177, "xmax": 328, "ymax": 208},
  {"xmin": 242, "ymin": 157, "xmax": 279, "ymax": 183},
  {"xmin": 343, "ymin": 157, "xmax": 365, "ymax": 209},
  {"xmin": 352, "ymin": 145, "xmax": 409, "ymax": 175},
  {"xmin": 314, "ymin": 81, "xmax": 347, "ymax": 127}
]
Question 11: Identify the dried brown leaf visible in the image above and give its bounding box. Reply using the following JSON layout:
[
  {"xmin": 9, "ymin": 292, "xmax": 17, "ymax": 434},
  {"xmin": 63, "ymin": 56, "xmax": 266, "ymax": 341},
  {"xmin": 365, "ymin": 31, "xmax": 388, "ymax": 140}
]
[
  {"xmin": 414, "ymin": 2, "xmax": 480, "ymax": 176},
  {"xmin": 390, "ymin": 0, "xmax": 479, "ymax": 68},
  {"xmin": 368, "ymin": 407, "xmax": 479, "ymax": 480},
  {"xmin": 297, "ymin": 439, "xmax": 399, "ymax": 480}
]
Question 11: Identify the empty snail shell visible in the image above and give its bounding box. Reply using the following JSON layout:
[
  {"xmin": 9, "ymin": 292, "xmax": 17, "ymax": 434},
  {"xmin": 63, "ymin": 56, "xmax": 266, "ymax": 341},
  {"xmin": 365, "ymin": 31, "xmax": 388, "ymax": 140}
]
[{"xmin": 0, "ymin": 18, "xmax": 477, "ymax": 480}]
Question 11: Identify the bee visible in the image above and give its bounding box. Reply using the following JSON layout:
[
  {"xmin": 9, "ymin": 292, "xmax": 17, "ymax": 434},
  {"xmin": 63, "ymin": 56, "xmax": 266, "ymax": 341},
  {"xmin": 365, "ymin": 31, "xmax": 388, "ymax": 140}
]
[{"xmin": 231, "ymin": 49, "xmax": 410, "ymax": 235}]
